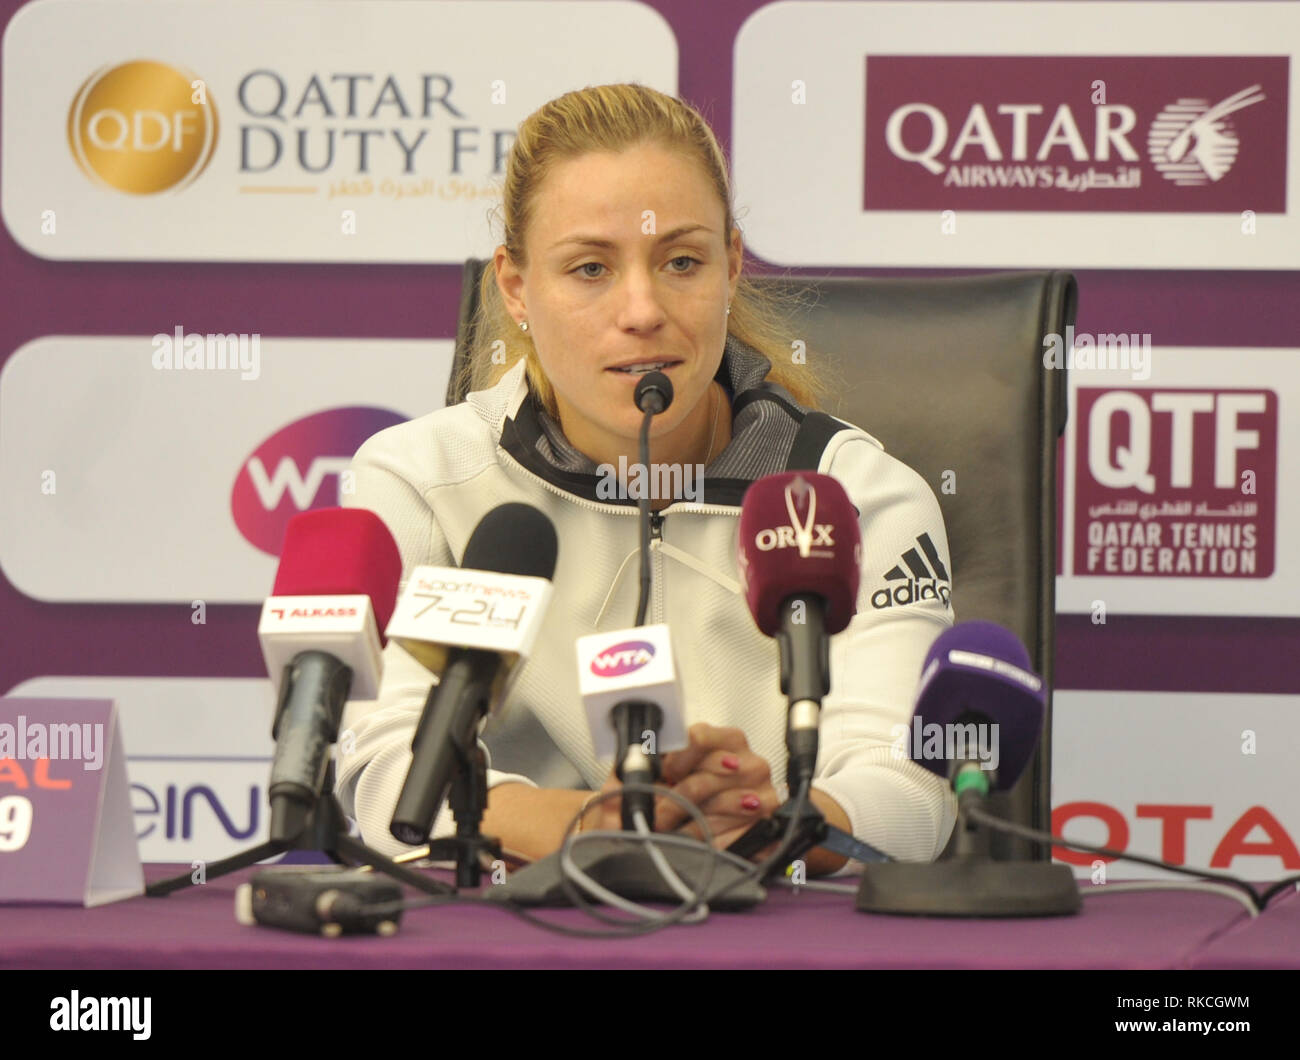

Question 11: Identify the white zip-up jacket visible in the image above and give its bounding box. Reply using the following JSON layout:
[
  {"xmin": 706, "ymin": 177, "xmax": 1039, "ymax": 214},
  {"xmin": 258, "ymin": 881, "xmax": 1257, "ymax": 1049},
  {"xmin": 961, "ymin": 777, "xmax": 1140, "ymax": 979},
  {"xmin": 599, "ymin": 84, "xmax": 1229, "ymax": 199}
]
[{"xmin": 336, "ymin": 338, "xmax": 958, "ymax": 872}]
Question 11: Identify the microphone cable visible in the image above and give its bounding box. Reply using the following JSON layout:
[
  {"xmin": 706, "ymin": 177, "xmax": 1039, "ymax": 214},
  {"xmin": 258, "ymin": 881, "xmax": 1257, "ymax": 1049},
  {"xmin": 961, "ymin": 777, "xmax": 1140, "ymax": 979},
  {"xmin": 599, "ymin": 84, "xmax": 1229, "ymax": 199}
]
[
  {"xmin": 963, "ymin": 803, "xmax": 1265, "ymax": 912},
  {"xmin": 634, "ymin": 400, "xmax": 655, "ymax": 626}
]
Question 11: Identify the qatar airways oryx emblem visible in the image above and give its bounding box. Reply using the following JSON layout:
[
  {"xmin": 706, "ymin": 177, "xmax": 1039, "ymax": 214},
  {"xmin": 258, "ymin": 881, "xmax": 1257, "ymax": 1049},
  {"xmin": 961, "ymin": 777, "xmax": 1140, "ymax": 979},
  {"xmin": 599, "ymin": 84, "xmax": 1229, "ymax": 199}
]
[
  {"xmin": 1148, "ymin": 85, "xmax": 1266, "ymax": 187},
  {"xmin": 752, "ymin": 476, "xmax": 835, "ymax": 556},
  {"xmin": 590, "ymin": 641, "xmax": 655, "ymax": 677}
]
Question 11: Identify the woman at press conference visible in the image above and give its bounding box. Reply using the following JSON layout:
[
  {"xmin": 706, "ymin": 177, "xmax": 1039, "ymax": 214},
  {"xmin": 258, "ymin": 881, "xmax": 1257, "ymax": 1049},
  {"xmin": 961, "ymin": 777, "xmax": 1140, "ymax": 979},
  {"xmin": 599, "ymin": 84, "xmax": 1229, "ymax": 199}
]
[{"xmin": 336, "ymin": 83, "xmax": 957, "ymax": 877}]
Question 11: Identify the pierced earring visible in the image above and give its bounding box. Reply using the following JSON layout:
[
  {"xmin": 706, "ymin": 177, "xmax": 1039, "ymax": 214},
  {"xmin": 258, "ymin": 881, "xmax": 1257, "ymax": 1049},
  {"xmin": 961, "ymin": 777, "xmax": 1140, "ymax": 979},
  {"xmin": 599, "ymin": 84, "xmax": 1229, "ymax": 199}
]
[
  {"xmin": 519, "ymin": 320, "xmax": 529, "ymax": 332},
  {"xmin": 726, "ymin": 304, "xmax": 731, "ymax": 315}
]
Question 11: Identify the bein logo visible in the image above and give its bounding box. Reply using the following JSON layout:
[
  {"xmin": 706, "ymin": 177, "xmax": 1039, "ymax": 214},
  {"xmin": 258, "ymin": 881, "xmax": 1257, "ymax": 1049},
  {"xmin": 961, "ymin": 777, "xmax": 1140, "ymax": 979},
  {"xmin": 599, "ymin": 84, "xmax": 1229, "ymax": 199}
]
[
  {"xmin": 591, "ymin": 641, "xmax": 655, "ymax": 677},
  {"xmin": 230, "ymin": 407, "xmax": 405, "ymax": 556}
]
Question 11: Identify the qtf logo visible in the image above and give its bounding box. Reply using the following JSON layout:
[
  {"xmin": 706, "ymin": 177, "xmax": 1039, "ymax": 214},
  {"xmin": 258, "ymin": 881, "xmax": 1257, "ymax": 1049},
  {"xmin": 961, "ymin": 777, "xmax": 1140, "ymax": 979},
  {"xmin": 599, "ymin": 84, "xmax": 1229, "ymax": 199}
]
[
  {"xmin": 230, "ymin": 407, "xmax": 405, "ymax": 557},
  {"xmin": 68, "ymin": 60, "xmax": 218, "ymax": 194},
  {"xmin": 1074, "ymin": 387, "xmax": 1276, "ymax": 578},
  {"xmin": 591, "ymin": 640, "xmax": 655, "ymax": 677}
]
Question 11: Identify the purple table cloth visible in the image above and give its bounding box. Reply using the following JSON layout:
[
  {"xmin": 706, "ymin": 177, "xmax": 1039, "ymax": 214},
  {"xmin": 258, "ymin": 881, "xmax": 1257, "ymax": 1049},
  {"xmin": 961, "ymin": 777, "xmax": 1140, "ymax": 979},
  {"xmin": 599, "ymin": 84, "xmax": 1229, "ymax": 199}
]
[
  {"xmin": 1186, "ymin": 883, "xmax": 1300, "ymax": 969},
  {"xmin": 0, "ymin": 866, "xmax": 1289, "ymax": 969}
]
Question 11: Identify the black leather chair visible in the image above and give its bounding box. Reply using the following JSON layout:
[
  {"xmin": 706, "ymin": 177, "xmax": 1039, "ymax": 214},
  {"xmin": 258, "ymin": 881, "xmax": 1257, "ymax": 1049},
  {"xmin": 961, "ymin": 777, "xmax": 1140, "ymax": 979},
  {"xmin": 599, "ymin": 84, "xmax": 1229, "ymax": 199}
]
[{"xmin": 450, "ymin": 261, "xmax": 1077, "ymax": 862}]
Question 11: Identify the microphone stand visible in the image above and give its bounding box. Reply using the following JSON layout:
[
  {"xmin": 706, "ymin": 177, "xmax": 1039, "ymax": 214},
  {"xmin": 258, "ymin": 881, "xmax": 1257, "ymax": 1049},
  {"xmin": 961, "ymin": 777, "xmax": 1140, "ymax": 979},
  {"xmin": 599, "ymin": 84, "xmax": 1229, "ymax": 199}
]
[
  {"xmin": 611, "ymin": 700, "xmax": 663, "ymax": 830},
  {"xmin": 493, "ymin": 378, "xmax": 763, "ymax": 910},
  {"xmin": 854, "ymin": 764, "xmax": 1080, "ymax": 917},
  {"xmin": 388, "ymin": 657, "xmax": 505, "ymax": 889},
  {"xmin": 420, "ymin": 706, "xmax": 501, "ymax": 890},
  {"xmin": 145, "ymin": 762, "xmax": 455, "ymax": 898},
  {"xmin": 149, "ymin": 653, "xmax": 458, "ymax": 899},
  {"xmin": 492, "ymin": 698, "xmax": 763, "ymax": 910},
  {"xmin": 727, "ymin": 596, "xmax": 836, "ymax": 874}
]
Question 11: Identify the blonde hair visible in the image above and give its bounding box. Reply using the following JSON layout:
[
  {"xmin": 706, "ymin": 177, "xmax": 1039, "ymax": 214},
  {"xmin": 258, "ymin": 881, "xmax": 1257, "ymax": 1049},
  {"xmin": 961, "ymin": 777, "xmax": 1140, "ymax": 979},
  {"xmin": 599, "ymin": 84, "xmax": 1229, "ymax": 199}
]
[{"xmin": 460, "ymin": 82, "xmax": 826, "ymax": 415}]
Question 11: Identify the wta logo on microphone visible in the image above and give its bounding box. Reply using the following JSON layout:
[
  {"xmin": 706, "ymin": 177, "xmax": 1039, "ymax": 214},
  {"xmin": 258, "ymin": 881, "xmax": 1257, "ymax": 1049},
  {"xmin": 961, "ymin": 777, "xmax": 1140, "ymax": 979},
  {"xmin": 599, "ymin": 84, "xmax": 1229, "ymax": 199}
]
[{"xmin": 590, "ymin": 641, "xmax": 655, "ymax": 677}]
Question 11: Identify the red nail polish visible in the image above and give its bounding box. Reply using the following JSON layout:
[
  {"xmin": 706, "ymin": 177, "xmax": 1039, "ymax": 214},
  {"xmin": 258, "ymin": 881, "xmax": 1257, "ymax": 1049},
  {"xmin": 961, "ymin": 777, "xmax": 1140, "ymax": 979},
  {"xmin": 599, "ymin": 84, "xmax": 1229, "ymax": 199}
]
[
  {"xmin": 722, "ymin": 755, "xmax": 740, "ymax": 771},
  {"xmin": 742, "ymin": 794, "xmax": 761, "ymax": 811}
]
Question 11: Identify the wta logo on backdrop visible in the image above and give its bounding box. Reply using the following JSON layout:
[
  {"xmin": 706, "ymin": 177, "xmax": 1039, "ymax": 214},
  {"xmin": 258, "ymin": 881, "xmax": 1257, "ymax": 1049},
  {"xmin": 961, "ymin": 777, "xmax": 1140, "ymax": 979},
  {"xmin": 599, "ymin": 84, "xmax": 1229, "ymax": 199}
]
[
  {"xmin": 68, "ymin": 60, "xmax": 218, "ymax": 194},
  {"xmin": 865, "ymin": 56, "xmax": 1288, "ymax": 211},
  {"xmin": 1073, "ymin": 388, "xmax": 1277, "ymax": 578},
  {"xmin": 231, "ymin": 408, "xmax": 405, "ymax": 557}
]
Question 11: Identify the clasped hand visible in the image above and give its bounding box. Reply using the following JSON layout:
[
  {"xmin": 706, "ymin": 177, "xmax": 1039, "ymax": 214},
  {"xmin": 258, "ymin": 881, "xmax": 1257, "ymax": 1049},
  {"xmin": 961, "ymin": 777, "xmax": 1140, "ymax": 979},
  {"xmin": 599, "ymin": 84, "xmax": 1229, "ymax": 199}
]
[{"xmin": 585, "ymin": 722, "xmax": 783, "ymax": 854}]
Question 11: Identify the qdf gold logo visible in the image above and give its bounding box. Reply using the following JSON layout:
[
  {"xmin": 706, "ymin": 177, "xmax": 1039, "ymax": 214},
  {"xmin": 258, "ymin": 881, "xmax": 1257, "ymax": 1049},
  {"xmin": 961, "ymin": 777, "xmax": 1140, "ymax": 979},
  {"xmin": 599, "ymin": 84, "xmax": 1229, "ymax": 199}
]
[{"xmin": 67, "ymin": 60, "xmax": 217, "ymax": 194}]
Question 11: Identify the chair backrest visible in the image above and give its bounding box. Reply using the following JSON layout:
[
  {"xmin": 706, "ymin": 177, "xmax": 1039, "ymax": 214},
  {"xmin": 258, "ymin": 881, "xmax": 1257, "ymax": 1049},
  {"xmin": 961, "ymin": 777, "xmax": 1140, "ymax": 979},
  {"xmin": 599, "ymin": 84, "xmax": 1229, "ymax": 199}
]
[{"xmin": 451, "ymin": 261, "xmax": 1076, "ymax": 860}]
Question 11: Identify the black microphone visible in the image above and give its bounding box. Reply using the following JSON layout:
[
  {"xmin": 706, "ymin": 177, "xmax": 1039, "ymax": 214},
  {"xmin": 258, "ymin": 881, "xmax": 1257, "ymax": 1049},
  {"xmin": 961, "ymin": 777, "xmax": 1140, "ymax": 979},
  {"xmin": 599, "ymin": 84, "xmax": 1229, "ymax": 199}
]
[
  {"xmin": 257, "ymin": 508, "xmax": 403, "ymax": 845},
  {"xmin": 634, "ymin": 370, "xmax": 673, "ymax": 415},
  {"xmin": 632, "ymin": 371, "xmax": 673, "ymax": 627},
  {"xmin": 389, "ymin": 504, "xmax": 559, "ymax": 847}
]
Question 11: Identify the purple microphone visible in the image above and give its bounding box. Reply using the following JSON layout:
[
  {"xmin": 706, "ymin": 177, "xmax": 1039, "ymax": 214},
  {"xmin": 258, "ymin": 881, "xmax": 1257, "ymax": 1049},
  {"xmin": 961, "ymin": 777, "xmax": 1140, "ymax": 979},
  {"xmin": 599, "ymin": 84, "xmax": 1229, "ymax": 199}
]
[
  {"xmin": 856, "ymin": 623, "xmax": 1078, "ymax": 918},
  {"xmin": 905, "ymin": 620, "xmax": 1045, "ymax": 795}
]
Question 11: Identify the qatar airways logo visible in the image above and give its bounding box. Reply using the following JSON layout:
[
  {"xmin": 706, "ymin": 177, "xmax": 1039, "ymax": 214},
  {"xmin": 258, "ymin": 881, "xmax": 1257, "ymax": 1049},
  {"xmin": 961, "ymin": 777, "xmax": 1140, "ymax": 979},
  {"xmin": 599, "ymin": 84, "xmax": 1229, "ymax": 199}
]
[
  {"xmin": 865, "ymin": 57, "xmax": 1286, "ymax": 213},
  {"xmin": 590, "ymin": 640, "xmax": 655, "ymax": 677},
  {"xmin": 230, "ymin": 407, "xmax": 405, "ymax": 557}
]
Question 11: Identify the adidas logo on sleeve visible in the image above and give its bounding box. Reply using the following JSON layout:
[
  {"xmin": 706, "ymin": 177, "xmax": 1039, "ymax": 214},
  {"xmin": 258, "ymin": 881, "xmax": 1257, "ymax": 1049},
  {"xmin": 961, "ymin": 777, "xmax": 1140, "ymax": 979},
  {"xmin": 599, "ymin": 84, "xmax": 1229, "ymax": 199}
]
[{"xmin": 871, "ymin": 533, "xmax": 952, "ymax": 609}]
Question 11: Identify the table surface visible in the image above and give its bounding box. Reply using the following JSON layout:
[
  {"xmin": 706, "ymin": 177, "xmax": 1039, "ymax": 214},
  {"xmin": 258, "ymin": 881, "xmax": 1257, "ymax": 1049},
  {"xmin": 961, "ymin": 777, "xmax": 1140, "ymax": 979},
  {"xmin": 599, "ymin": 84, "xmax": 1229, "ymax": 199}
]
[
  {"xmin": 1185, "ymin": 882, "xmax": 1300, "ymax": 970},
  {"xmin": 1, "ymin": 865, "xmax": 1296, "ymax": 969}
]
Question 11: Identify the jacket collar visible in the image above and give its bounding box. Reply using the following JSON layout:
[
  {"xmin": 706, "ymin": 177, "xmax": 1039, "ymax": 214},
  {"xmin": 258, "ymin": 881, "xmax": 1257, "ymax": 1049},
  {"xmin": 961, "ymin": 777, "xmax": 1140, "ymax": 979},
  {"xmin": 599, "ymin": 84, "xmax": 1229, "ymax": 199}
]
[{"xmin": 475, "ymin": 335, "xmax": 837, "ymax": 508}]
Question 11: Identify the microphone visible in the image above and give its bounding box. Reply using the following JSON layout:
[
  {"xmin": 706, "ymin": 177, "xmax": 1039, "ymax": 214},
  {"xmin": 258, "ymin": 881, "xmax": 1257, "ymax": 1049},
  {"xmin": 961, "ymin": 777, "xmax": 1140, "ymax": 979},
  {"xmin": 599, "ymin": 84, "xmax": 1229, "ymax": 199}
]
[
  {"xmin": 737, "ymin": 471, "xmax": 861, "ymax": 790},
  {"xmin": 496, "ymin": 623, "xmax": 763, "ymax": 911},
  {"xmin": 903, "ymin": 621, "xmax": 1045, "ymax": 820},
  {"xmin": 855, "ymin": 622, "xmax": 1078, "ymax": 916},
  {"xmin": 577, "ymin": 624, "xmax": 688, "ymax": 830},
  {"xmin": 634, "ymin": 370, "xmax": 673, "ymax": 415},
  {"xmin": 484, "ymin": 378, "xmax": 764, "ymax": 909},
  {"xmin": 387, "ymin": 503, "xmax": 558, "ymax": 847},
  {"xmin": 610, "ymin": 369, "xmax": 681, "ymax": 821},
  {"xmin": 258, "ymin": 507, "xmax": 403, "ymax": 845},
  {"xmin": 631, "ymin": 370, "xmax": 674, "ymax": 626}
]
